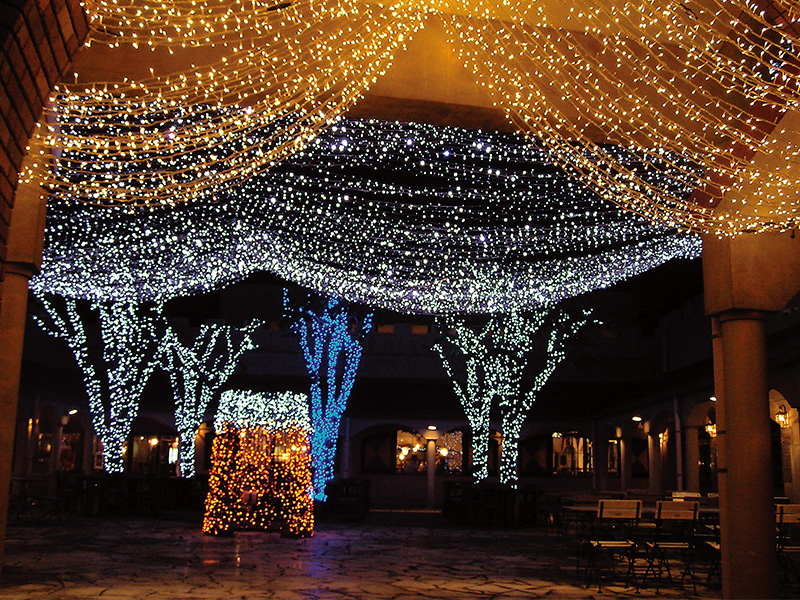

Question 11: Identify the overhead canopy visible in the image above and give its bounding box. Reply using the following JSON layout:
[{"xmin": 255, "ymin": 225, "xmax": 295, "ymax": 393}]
[
  {"xmin": 24, "ymin": 0, "xmax": 800, "ymax": 235},
  {"xmin": 32, "ymin": 118, "xmax": 701, "ymax": 314}
]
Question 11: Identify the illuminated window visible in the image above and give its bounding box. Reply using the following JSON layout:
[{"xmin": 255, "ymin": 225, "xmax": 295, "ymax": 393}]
[
  {"xmin": 396, "ymin": 430, "xmax": 427, "ymax": 473},
  {"xmin": 551, "ymin": 432, "xmax": 593, "ymax": 475}
]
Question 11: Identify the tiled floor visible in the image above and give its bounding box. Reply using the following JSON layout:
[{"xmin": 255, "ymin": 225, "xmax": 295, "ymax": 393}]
[{"xmin": 1, "ymin": 510, "xmax": 725, "ymax": 599}]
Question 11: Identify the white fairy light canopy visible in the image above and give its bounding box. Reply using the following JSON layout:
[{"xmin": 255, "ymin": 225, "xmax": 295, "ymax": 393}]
[
  {"xmin": 24, "ymin": 0, "xmax": 800, "ymax": 235},
  {"xmin": 32, "ymin": 118, "xmax": 701, "ymax": 315}
]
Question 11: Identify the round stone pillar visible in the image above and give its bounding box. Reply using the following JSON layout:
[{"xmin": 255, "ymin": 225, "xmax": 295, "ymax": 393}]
[
  {"xmin": 716, "ymin": 311, "xmax": 778, "ymax": 599},
  {"xmin": 0, "ymin": 141, "xmax": 47, "ymax": 574}
]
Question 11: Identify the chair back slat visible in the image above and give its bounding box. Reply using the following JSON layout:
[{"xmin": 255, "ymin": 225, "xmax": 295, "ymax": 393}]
[
  {"xmin": 777, "ymin": 504, "xmax": 800, "ymax": 524},
  {"xmin": 597, "ymin": 499, "xmax": 641, "ymax": 520},
  {"xmin": 656, "ymin": 500, "xmax": 699, "ymax": 521}
]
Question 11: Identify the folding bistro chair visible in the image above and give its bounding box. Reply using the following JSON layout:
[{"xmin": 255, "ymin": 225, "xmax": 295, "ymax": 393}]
[
  {"xmin": 643, "ymin": 500, "xmax": 699, "ymax": 592},
  {"xmin": 579, "ymin": 499, "xmax": 642, "ymax": 591},
  {"xmin": 777, "ymin": 504, "xmax": 800, "ymax": 585}
]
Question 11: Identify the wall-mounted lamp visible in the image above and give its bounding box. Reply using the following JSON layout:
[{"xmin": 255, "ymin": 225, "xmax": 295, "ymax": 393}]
[
  {"xmin": 631, "ymin": 415, "xmax": 642, "ymax": 422},
  {"xmin": 776, "ymin": 405, "xmax": 791, "ymax": 429},
  {"xmin": 705, "ymin": 420, "xmax": 717, "ymax": 438}
]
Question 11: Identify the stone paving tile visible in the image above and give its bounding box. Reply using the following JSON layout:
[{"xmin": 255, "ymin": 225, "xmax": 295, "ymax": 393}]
[{"xmin": 0, "ymin": 513, "xmax": 724, "ymax": 599}]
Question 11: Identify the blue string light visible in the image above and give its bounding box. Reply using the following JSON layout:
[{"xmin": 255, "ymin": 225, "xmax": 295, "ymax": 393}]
[{"xmin": 283, "ymin": 290, "xmax": 373, "ymax": 501}]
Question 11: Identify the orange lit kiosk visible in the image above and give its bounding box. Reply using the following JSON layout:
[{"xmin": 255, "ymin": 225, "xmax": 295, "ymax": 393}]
[{"xmin": 203, "ymin": 391, "xmax": 313, "ymax": 538}]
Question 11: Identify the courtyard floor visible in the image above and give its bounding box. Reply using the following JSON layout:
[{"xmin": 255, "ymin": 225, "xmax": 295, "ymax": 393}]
[{"xmin": 0, "ymin": 509, "xmax": 731, "ymax": 599}]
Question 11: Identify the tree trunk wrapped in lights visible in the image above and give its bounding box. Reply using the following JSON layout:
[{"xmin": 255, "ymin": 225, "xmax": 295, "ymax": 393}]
[
  {"xmin": 32, "ymin": 291, "xmax": 166, "ymax": 473},
  {"xmin": 160, "ymin": 320, "xmax": 261, "ymax": 477},
  {"xmin": 283, "ymin": 290, "xmax": 373, "ymax": 502},
  {"xmin": 432, "ymin": 321, "xmax": 495, "ymax": 482},
  {"xmin": 435, "ymin": 308, "xmax": 593, "ymax": 487},
  {"xmin": 490, "ymin": 310, "xmax": 594, "ymax": 487}
]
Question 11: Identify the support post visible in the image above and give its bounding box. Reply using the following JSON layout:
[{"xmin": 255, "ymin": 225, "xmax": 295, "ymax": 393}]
[
  {"xmin": 715, "ymin": 310, "xmax": 779, "ymax": 599},
  {"xmin": 646, "ymin": 425, "xmax": 663, "ymax": 493},
  {"xmin": 0, "ymin": 152, "xmax": 47, "ymax": 574},
  {"xmin": 426, "ymin": 438, "xmax": 436, "ymax": 508},
  {"xmin": 673, "ymin": 397, "xmax": 684, "ymax": 491},
  {"xmin": 619, "ymin": 434, "xmax": 631, "ymax": 492}
]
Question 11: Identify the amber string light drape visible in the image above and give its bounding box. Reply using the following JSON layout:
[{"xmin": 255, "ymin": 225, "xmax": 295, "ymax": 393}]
[{"xmin": 25, "ymin": 0, "xmax": 800, "ymax": 235}]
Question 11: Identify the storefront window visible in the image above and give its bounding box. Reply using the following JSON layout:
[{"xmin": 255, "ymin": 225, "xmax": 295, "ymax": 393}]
[
  {"xmin": 551, "ymin": 432, "xmax": 592, "ymax": 475},
  {"xmin": 396, "ymin": 430, "xmax": 427, "ymax": 473},
  {"xmin": 395, "ymin": 430, "xmax": 464, "ymax": 474}
]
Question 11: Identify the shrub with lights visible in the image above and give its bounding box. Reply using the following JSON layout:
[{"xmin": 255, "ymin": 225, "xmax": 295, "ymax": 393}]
[
  {"xmin": 32, "ymin": 291, "xmax": 166, "ymax": 473},
  {"xmin": 203, "ymin": 390, "xmax": 313, "ymax": 538},
  {"xmin": 434, "ymin": 308, "xmax": 593, "ymax": 487},
  {"xmin": 284, "ymin": 290, "xmax": 373, "ymax": 501},
  {"xmin": 160, "ymin": 320, "xmax": 262, "ymax": 477}
]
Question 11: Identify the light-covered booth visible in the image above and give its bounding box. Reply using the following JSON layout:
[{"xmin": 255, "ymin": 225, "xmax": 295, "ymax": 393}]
[{"xmin": 203, "ymin": 391, "xmax": 313, "ymax": 538}]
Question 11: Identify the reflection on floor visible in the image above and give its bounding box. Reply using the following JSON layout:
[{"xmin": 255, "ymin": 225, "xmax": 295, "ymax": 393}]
[{"xmin": 1, "ymin": 510, "xmax": 723, "ymax": 599}]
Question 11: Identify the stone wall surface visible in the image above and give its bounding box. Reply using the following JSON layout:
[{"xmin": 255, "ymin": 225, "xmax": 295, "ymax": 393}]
[{"xmin": 0, "ymin": 0, "xmax": 88, "ymax": 283}]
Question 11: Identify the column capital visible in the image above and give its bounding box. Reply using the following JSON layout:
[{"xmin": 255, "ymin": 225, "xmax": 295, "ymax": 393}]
[
  {"xmin": 3, "ymin": 261, "xmax": 38, "ymax": 281},
  {"xmin": 716, "ymin": 309, "xmax": 769, "ymax": 324}
]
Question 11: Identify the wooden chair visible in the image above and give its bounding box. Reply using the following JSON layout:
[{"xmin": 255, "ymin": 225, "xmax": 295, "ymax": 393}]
[
  {"xmin": 776, "ymin": 504, "xmax": 800, "ymax": 584},
  {"xmin": 644, "ymin": 500, "xmax": 699, "ymax": 592},
  {"xmin": 579, "ymin": 499, "xmax": 642, "ymax": 591}
]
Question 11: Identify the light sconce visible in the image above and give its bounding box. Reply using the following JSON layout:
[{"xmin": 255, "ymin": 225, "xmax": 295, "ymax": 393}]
[
  {"xmin": 705, "ymin": 420, "xmax": 717, "ymax": 438},
  {"xmin": 776, "ymin": 405, "xmax": 791, "ymax": 429}
]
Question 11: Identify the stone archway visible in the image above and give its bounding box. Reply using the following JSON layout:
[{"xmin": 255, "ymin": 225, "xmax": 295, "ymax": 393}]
[
  {"xmin": 0, "ymin": 0, "xmax": 90, "ymax": 574},
  {"xmin": 769, "ymin": 389, "xmax": 800, "ymax": 502}
]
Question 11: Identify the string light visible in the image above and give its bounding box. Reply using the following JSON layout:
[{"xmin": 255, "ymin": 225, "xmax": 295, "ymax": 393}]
[
  {"xmin": 283, "ymin": 291, "xmax": 373, "ymax": 501},
  {"xmin": 439, "ymin": 0, "xmax": 800, "ymax": 234},
  {"xmin": 23, "ymin": 0, "xmax": 800, "ymax": 234},
  {"xmin": 31, "ymin": 290, "xmax": 165, "ymax": 473},
  {"xmin": 216, "ymin": 390, "xmax": 311, "ymax": 432},
  {"xmin": 433, "ymin": 308, "xmax": 593, "ymax": 486},
  {"xmin": 205, "ymin": 390, "xmax": 313, "ymax": 537},
  {"xmin": 161, "ymin": 321, "xmax": 262, "ymax": 478},
  {"xmin": 31, "ymin": 118, "xmax": 702, "ymax": 314},
  {"xmin": 28, "ymin": 0, "xmax": 426, "ymax": 206}
]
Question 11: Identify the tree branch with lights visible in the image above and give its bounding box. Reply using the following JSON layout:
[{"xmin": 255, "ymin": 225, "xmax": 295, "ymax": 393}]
[
  {"xmin": 284, "ymin": 290, "xmax": 373, "ymax": 501},
  {"xmin": 435, "ymin": 308, "xmax": 594, "ymax": 487},
  {"xmin": 432, "ymin": 320, "xmax": 496, "ymax": 482},
  {"xmin": 489, "ymin": 310, "xmax": 594, "ymax": 487},
  {"xmin": 160, "ymin": 319, "xmax": 262, "ymax": 477},
  {"xmin": 32, "ymin": 291, "xmax": 166, "ymax": 473}
]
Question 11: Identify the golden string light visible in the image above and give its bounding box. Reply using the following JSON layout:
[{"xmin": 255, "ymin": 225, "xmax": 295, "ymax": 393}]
[
  {"xmin": 440, "ymin": 0, "xmax": 800, "ymax": 234},
  {"xmin": 31, "ymin": 0, "xmax": 426, "ymax": 206},
  {"xmin": 30, "ymin": 0, "xmax": 800, "ymax": 234}
]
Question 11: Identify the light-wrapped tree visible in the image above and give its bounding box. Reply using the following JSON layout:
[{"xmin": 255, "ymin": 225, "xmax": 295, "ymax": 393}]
[
  {"xmin": 32, "ymin": 290, "xmax": 166, "ymax": 473},
  {"xmin": 434, "ymin": 308, "xmax": 593, "ymax": 487},
  {"xmin": 160, "ymin": 320, "xmax": 262, "ymax": 477},
  {"xmin": 284, "ymin": 290, "xmax": 373, "ymax": 501}
]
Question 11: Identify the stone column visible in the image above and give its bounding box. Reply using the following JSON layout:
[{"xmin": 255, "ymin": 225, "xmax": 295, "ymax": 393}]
[
  {"xmin": 673, "ymin": 397, "xmax": 684, "ymax": 491},
  {"xmin": 684, "ymin": 427, "xmax": 701, "ymax": 492},
  {"xmin": 0, "ymin": 154, "xmax": 47, "ymax": 573},
  {"xmin": 426, "ymin": 438, "xmax": 436, "ymax": 508},
  {"xmin": 619, "ymin": 433, "xmax": 631, "ymax": 492},
  {"xmin": 714, "ymin": 311, "xmax": 778, "ymax": 599},
  {"xmin": 591, "ymin": 422, "xmax": 608, "ymax": 492},
  {"xmin": 646, "ymin": 425, "xmax": 663, "ymax": 494}
]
